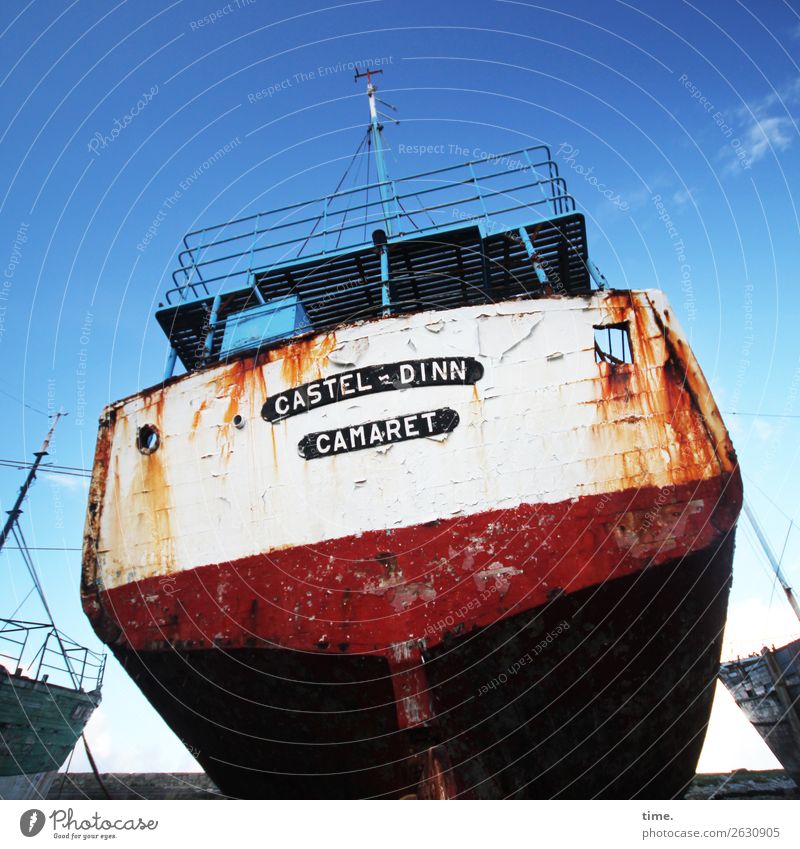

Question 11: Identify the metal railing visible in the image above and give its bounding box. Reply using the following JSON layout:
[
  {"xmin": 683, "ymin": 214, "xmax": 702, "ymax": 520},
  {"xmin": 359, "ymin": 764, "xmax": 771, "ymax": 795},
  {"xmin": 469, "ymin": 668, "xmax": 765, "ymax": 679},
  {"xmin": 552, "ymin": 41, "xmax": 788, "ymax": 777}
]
[
  {"xmin": 165, "ymin": 144, "xmax": 575, "ymax": 306},
  {"xmin": 0, "ymin": 618, "xmax": 105, "ymax": 693}
]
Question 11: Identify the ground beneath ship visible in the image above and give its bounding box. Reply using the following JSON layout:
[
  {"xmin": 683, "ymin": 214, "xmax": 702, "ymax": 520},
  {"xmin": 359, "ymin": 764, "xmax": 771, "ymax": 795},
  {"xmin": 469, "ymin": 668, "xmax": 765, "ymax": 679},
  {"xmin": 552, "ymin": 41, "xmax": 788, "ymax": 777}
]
[{"xmin": 44, "ymin": 770, "xmax": 799, "ymax": 800}]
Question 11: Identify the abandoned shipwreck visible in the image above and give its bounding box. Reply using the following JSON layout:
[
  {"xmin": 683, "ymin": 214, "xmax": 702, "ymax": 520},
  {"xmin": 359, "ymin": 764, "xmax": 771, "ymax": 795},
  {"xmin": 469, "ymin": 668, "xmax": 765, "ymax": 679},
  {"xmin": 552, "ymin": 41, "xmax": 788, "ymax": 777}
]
[{"xmin": 81, "ymin": 74, "xmax": 742, "ymax": 798}]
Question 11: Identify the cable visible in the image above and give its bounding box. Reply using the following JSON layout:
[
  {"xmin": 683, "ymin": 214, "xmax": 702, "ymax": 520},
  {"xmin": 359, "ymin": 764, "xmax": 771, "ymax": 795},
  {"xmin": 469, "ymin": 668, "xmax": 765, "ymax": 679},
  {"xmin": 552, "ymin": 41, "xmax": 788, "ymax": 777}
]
[
  {"xmin": 334, "ymin": 136, "xmax": 369, "ymax": 250},
  {"xmin": 8, "ymin": 586, "xmax": 35, "ymax": 619},
  {"xmin": 0, "ymin": 387, "xmax": 48, "ymax": 417},
  {"xmin": 743, "ymin": 472, "xmax": 798, "ymax": 528},
  {"xmin": 0, "ymin": 459, "xmax": 91, "ymax": 478},
  {"xmin": 11, "ymin": 524, "xmax": 55, "ymax": 628},
  {"xmin": 724, "ymin": 411, "xmax": 800, "ymax": 419},
  {"xmin": 296, "ymin": 129, "xmax": 370, "ymax": 258},
  {"xmin": 363, "ymin": 130, "xmax": 372, "ymax": 242}
]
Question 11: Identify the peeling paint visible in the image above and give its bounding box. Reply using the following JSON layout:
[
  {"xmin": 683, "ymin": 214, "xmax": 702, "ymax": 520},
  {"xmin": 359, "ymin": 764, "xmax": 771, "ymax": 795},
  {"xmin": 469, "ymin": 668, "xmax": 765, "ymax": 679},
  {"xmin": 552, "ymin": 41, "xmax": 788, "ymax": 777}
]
[{"xmin": 82, "ymin": 291, "xmax": 741, "ymax": 658}]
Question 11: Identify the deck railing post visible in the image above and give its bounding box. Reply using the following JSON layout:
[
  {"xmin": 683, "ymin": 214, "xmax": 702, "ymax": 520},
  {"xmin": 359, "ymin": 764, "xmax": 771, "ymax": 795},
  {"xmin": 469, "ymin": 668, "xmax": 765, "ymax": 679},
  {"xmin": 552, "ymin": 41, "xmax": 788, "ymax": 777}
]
[
  {"xmin": 518, "ymin": 227, "xmax": 549, "ymax": 286},
  {"xmin": 468, "ymin": 161, "xmax": 490, "ymax": 225},
  {"xmin": 164, "ymin": 347, "xmax": 178, "ymax": 381},
  {"xmin": 588, "ymin": 259, "xmax": 608, "ymax": 290},
  {"xmin": 203, "ymin": 293, "xmax": 223, "ymax": 360},
  {"xmin": 380, "ymin": 245, "xmax": 390, "ymax": 313}
]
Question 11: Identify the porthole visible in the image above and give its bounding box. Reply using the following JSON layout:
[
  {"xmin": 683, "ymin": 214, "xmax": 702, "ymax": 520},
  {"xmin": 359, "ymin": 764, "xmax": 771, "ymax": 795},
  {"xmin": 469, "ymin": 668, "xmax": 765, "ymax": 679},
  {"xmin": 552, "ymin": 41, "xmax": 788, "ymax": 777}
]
[{"xmin": 137, "ymin": 424, "xmax": 160, "ymax": 455}]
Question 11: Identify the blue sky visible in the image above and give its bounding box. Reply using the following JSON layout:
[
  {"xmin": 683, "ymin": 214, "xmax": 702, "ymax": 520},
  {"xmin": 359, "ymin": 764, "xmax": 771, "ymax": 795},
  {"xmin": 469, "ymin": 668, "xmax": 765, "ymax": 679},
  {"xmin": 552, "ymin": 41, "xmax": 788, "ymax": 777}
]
[{"xmin": 1, "ymin": 0, "xmax": 800, "ymax": 776}]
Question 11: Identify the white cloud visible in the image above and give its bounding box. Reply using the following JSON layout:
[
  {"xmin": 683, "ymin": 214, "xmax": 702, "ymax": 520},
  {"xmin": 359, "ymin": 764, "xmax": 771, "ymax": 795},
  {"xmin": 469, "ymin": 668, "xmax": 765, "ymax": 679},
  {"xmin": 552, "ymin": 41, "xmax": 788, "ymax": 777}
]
[
  {"xmin": 722, "ymin": 77, "xmax": 800, "ymax": 173},
  {"xmin": 744, "ymin": 115, "xmax": 794, "ymax": 162},
  {"xmin": 672, "ymin": 187, "xmax": 695, "ymax": 207},
  {"xmin": 67, "ymin": 706, "xmax": 201, "ymax": 774},
  {"xmin": 47, "ymin": 473, "xmax": 89, "ymax": 492},
  {"xmin": 751, "ymin": 417, "xmax": 776, "ymax": 444},
  {"xmin": 721, "ymin": 596, "xmax": 800, "ymax": 660}
]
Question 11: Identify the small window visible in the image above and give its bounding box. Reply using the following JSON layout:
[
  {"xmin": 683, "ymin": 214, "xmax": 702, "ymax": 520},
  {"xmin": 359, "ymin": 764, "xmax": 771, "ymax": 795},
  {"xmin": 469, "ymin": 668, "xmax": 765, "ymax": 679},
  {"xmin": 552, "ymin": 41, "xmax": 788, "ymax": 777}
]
[
  {"xmin": 594, "ymin": 323, "xmax": 633, "ymax": 365},
  {"xmin": 137, "ymin": 424, "xmax": 160, "ymax": 455}
]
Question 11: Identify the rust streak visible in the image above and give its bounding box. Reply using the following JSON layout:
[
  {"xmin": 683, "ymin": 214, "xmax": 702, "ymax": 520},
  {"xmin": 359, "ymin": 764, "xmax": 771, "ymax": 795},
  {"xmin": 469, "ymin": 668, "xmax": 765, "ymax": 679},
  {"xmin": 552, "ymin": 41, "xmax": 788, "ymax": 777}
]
[{"xmin": 269, "ymin": 333, "xmax": 337, "ymax": 388}]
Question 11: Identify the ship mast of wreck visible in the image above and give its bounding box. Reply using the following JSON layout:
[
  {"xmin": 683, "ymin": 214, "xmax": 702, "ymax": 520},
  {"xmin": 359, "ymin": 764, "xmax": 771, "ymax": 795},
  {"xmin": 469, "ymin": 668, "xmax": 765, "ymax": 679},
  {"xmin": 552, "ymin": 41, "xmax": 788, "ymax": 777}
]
[
  {"xmin": 0, "ymin": 414, "xmax": 105, "ymax": 693},
  {"xmin": 743, "ymin": 500, "xmax": 800, "ymax": 624},
  {"xmin": 355, "ymin": 65, "xmax": 393, "ymax": 312},
  {"xmin": 0, "ymin": 413, "xmax": 62, "ymax": 554},
  {"xmin": 159, "ymin": 74, "xmax": 608, "ymax": 381}
]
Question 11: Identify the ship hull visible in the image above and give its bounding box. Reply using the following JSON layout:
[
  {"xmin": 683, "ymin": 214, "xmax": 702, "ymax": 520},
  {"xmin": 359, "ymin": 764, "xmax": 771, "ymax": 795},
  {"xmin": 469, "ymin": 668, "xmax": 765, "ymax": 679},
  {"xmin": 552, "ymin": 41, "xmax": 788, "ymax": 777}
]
[
  {"xmin": 108, "ymin": 532, "xmax": 734, "ymax": 799},
  {"xmin": 720, "ymin": 639, "xmax": 800, "ymax": 786},
  {"xmin": 0, "ymin": 671, "xmax": 100, "ymax": 800},
  {"xmin": 82, "ymin": 290, "xmax": 742, "ymax": 798}
]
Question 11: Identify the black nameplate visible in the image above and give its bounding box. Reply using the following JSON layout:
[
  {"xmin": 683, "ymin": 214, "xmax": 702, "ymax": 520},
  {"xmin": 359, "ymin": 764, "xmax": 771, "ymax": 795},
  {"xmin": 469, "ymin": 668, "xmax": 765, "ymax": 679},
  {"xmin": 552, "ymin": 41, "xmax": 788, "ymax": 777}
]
[
  {"xmin": 298, "ymin": 408, "xmax": 460, "ymax": 460},
  {"xmin": 263, "ymin": 357, "xmax": 483, "ymax": 423}
]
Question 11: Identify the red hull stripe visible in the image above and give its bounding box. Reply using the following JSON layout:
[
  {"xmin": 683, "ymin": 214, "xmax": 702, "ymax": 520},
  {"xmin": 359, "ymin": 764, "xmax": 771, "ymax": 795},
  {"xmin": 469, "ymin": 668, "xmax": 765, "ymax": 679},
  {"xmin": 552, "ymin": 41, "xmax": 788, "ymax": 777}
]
[{"xmin": 89, "ymin": 475, "xmax": 740, "ymax": 655}]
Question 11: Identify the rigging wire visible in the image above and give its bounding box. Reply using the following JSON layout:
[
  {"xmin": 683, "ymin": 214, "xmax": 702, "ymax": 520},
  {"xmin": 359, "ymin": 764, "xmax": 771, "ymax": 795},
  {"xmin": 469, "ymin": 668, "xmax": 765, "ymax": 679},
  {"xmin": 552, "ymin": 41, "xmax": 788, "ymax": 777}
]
[
  {"xmin": 765, "ymin": 521, "xmax": 796, "ymax": 614},
  {"xmin": 743, "ymin": 472, "xmax": 798, "ymax": 528},
  {"xmin": 7, "ymin": 585, "xmax": 35, "ymax": 619},
  {"xmin": 0, "ymin": 458, "xmax": 91, "ymax": 478},
  {"xmin": 363, "ymin": 129, "xmax": 373, "ymax": 243},
  {"xmin": 10, "ymin": 521, "xmax": 80, "ymax": 689},
  {"xmin": 386, "ymin": 140, "xmax": 438, "ymax": 229},
  {"xmin": 0, "ymin": 387, "xmax": 48, "ymax": 417},
  {"xmin": 724, "ymin": 411, "xmax": 800, "ymax": 419},
  {"xmin": 334, "ymin": 136, "xmax": 369, "ymax": 251},
  {"xmin": 11, "ymin": 524, "xmax": 55, "ymax": 628},
  {"xmin": 295, "ymin": 129, "xmax": 370, "ymax": 258}
]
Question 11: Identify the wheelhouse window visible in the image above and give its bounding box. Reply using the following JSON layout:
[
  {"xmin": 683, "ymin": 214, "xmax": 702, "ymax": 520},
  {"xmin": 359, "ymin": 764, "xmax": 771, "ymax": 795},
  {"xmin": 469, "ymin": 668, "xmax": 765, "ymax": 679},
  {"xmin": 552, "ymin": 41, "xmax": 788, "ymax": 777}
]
[{"xmin": 594, "ymin": 323, "xmax": 633, "ymax": 365}]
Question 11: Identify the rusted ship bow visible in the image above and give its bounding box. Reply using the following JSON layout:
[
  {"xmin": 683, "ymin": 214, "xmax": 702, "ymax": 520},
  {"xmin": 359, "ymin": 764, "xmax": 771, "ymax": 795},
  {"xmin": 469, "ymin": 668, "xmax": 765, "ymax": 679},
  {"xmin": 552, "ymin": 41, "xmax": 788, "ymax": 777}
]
[{"xmin": 82, "ymin": 79, "xmax": 740, "ymax": 798}]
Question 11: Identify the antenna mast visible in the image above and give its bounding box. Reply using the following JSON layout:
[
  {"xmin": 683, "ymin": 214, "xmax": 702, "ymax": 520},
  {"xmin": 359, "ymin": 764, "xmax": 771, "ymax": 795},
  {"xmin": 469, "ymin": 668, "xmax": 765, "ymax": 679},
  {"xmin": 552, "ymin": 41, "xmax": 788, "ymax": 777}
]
[
  {"xmin": 744, "ymin": 499, "xmax": 800, "ymax": 624},
  {"xmin": 355, "ymin": 66, "xmax": 394, "ymax": 236}
]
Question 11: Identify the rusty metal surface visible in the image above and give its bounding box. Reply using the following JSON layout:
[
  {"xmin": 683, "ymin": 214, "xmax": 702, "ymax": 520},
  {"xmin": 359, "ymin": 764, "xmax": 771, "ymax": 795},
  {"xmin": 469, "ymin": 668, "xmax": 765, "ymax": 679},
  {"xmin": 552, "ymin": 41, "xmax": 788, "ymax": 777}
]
[{"xmin": 81, "ymin": 289, "xmax": 739, "ymax": 653}]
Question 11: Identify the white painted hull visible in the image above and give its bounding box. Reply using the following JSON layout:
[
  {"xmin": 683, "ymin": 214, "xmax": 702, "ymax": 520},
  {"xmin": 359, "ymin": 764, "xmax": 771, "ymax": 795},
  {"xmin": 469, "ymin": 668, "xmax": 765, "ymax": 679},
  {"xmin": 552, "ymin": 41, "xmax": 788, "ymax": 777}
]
[{"xmin": 84, "ymin": 290, "xmax": 734, "ymax": 594}]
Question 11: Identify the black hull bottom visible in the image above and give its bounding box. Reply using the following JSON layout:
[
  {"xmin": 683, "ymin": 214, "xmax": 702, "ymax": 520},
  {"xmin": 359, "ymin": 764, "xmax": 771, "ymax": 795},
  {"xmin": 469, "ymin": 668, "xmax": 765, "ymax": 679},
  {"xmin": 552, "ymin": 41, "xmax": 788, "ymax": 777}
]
[{"xmin": 112, "ymin": 535, "xmax": 734, "ymax": 799}]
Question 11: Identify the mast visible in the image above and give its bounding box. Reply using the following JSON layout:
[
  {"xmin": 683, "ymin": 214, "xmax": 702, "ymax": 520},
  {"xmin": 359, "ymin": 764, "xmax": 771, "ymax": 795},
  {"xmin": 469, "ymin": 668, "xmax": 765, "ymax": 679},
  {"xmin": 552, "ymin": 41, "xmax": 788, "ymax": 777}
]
[
  {"xmin": 0, "ymin": 412, "xmax": 64, "ymax": 554},
  {"xmin": 355, "ymin": 66, "xmax": 394, "ymax": 236},
  {"xmin": 0, "ymin": 411, "xmax": 83, "ymax": 689},
  {"xmin": 744, "ymin": 499, "xmax": 800, "ymax": 624}
]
